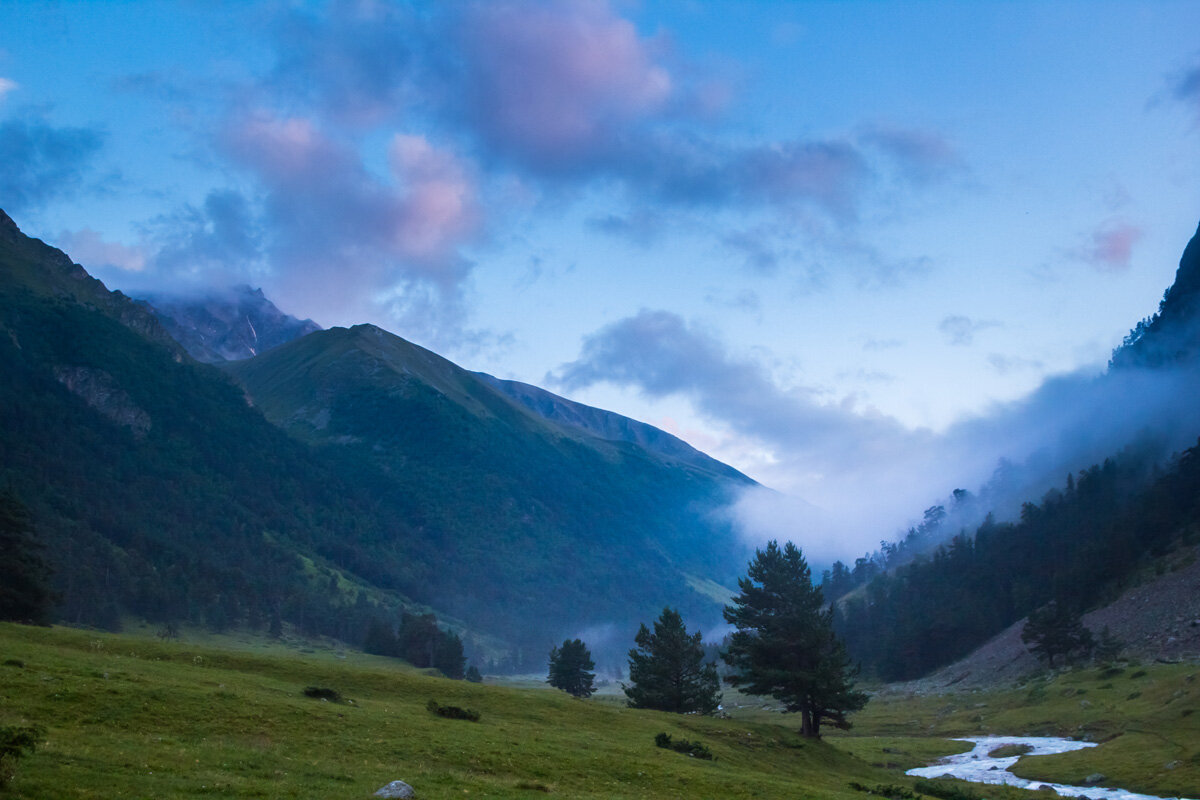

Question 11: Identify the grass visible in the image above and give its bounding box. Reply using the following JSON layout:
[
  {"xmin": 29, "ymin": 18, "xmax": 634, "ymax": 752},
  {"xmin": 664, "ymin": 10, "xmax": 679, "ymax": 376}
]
[
  {"xmin": 0, "ymin": 622, "xmax": 904, "ymax": 799},
  {"xmin": 6, "ymin": 622, "xmax": 1195, "ymax": 798},
  {"xmin": 832, "ymin": 661, "xmax": 1200, "ymax": 798}
]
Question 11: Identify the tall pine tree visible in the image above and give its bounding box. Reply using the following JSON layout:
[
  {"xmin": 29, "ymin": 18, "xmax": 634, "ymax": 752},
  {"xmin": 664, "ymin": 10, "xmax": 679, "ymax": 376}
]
[{"xmin": 723, "ymin": 540, "xmax": 866, "ymax": 737}]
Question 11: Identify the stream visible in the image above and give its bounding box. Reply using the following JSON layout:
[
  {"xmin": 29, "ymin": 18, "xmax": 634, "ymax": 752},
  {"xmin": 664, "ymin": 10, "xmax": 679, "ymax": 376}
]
[{"xmin": 905, "ymin": 736, "xmax": 1197, "ymax": 800}]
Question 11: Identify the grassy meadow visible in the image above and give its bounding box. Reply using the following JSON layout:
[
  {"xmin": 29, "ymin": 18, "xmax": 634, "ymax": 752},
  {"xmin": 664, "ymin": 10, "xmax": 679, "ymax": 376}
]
[
  {"xmin": 4, "ymin": 622, "xmax": 1196, "ymax": 799},
  {"xmin": 0, "ymin": 622, "xmax": 904, "ymax": 800}
]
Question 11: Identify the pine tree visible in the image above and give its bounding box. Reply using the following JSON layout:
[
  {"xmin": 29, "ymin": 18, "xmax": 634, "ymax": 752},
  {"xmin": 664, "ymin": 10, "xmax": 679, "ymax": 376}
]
[
  {"xmin": 1021, "ymin": 601, "xmax": 1095, "ymax": 667},
  {"xmin": 624, "ymin": 607, "xmax": 721, "ymax": 714},
  {"xmin": 548, "ymin": 638, "xmax": 596, "ymax": 698},
  {"xmin": 0, "ymin": 491, "xmax": 53, "ymax": 624},
  {"xmin": 723, "ymin": 540, "xmax": 866, "ymax": 737}
]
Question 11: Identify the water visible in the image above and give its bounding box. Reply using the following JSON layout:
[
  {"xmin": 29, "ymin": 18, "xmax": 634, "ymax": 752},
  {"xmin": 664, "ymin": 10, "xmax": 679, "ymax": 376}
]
[{"xmin": 906, "ymin": 735, "xmax": 1197, "ymax": 800}]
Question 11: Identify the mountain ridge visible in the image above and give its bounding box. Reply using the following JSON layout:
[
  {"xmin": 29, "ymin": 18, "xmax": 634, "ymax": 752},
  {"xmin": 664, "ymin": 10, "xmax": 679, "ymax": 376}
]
[
  {"xmin": 137, "ymin": 284, "xmax": 321, "ymax": 363},
  {"xmin": 1, "ymin": 207, "xmax": 751, "ymax": 661},
  {"xmin": 221, "ymin": 320, "xmax": 753, "ymax": 653}
]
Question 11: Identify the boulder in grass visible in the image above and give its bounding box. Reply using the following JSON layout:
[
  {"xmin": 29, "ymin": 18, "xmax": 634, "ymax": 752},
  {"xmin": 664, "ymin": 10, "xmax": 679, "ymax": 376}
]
[
  {"xmin": 372, "ymin": 777, "xmax": 415, "ymax": 796},
  {"xmin": 374, "ymin": 779, "xmax": 415, "ymax": 798}
]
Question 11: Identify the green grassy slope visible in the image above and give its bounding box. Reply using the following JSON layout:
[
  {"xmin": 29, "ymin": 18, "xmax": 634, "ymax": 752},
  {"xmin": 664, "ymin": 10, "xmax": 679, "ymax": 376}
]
[{"xmin": 1, "ymin": 623, "xmax": 893, "ymax": 800}]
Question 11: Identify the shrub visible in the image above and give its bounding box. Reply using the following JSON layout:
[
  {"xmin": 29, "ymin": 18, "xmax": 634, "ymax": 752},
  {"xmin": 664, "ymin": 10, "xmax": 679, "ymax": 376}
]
[
  {"xmin": 0, "ymin": 725, "xmax": 43, "ymax": 787},
  {"xmin": 654, "ymin": 732, "xmax": 714, "ymax": 760},
  {"xmin": 848, "ymin": 782, "xmax": 919, "ymax": 799},
  {"xmin": 302, "ymin": 686, "xmax": 344, "ymax": 703},
  {"xmin": 426, "ymin": 699, "xmax": 480, "ymax": 722},
  {"xmin": 912, "ymin": 779, "xmax": 984, "ymax": 800}
]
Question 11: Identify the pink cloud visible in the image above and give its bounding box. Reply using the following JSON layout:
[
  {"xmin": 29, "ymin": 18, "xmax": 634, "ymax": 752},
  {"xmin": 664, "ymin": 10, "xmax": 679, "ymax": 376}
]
[
  {"xmin": 457, "ymin": 0, "xmax": 673, "ymax": 166},
  {"xmin": 191, "ymin": 113, "xmax": 483, "ymax": 335},
  {"xmin": 1076, "ymin": 219, "xmax": 1144, "ymax": 272},
  {"xmin": 388, "ymin": 133, "xmax": 481, "ymax": 265},
  {"xmin": 222, "ymin": 115, "xmax": 351, "ymax": 188}
]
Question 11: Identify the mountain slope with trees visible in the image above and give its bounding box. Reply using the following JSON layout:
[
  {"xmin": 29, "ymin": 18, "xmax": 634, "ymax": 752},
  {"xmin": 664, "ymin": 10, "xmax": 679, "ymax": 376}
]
[
  {"xmin": 832, "ymin": 223, "xmax": 1200, "ymax": 681},
  {"xmin": 0, "ymin": 208, "xmax": 750, "ymax": 663},
  {"xmin": 222, "ymin": 323, "xmax": 752, "ymax": 648},
  {"xmin": 0, "ymin": 210, "xmax": 428, "ymax": 637}
]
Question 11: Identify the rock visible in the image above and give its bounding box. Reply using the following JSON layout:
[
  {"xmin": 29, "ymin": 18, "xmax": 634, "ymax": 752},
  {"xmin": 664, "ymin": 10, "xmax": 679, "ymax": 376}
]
[
  {"xmin": 374, "ymin": 779, "xmax": 415, "ymax": 798},
  {"xmin": 1082, "ymin": 772, "xmax": 1106, "ymax": 785},
  {"xmin": 1165, "ymin": 760, "xmax": 1182, "ymax": 770}
]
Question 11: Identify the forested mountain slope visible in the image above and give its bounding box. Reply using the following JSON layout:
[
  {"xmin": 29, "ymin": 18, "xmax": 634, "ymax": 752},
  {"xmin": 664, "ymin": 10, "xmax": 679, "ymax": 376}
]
[
  {"xmin": 0, "ymin": 209, "xmax": 423, "ymax": 637},
  {"xmin": 834, "ymin": 221, "xmax": 1200, "ymax": 681},
  {"xmin": 223, "ymin": 323, "xmax": 751, "ymax": 646},
  {"xmin": 0, "ymin": 208, "xmax": 750, "ymax": 661}
]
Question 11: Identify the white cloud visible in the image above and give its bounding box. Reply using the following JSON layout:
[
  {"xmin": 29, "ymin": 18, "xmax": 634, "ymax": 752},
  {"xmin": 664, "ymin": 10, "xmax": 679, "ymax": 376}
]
[{"xmin": 56, "ymin": 228, "xmax": 147, "ymax": 272}]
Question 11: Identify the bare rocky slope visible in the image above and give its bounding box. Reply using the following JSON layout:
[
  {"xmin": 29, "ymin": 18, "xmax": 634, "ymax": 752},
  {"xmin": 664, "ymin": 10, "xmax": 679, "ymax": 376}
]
[{"xmin": 893, "ymin": 544, "xmax": 1200, "ymax": 692}]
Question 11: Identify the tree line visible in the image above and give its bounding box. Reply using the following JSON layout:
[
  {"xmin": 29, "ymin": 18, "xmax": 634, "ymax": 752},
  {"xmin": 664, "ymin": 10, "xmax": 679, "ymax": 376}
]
[
  {"xmin": 547, "ymin": 540, "xmax": 866, "ymax": 738},
  {"xmin": 832, "ymin": 437, "xmax": 1200, "ymax": 681}
]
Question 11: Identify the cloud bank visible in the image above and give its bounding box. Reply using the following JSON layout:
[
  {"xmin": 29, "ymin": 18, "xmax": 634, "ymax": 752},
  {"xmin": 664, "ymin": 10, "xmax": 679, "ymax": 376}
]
[
  {"xmin": 551, "ymin": 306, "xmax": 1200, "ymax": 565},
  {"xmin": 93, "ymin": 0, "xmax": 965, "ymax": 345}
]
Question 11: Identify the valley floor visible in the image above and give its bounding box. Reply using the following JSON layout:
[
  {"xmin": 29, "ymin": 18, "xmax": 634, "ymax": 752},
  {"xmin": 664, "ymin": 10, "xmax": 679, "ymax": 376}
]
[
  {"xmin": 0, "ymin": 623, "xmax": 895, "ymax": 799},
  {"xmin": 3, "ymin": 622, "xmax": 1196, "ymax": 799}
]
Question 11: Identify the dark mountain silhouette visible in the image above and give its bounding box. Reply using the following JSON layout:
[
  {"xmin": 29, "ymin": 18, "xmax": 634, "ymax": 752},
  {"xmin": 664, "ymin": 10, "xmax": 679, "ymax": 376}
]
[{"xmin": 1110, "ymin": 221, "xmax": 1200, "ymax": 368}]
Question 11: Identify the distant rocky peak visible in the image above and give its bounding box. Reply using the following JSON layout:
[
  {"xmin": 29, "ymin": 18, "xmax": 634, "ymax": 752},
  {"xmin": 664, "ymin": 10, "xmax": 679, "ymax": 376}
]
[{"xmin": 138, "ymin": 285, "xmax": 321, "ymax": 363}]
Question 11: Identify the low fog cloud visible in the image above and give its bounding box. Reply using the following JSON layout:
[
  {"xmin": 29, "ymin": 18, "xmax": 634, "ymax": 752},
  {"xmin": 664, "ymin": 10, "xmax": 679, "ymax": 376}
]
[{"xmin": 552, "ymin": 307, "xmax": 1200, "ymax": 566}]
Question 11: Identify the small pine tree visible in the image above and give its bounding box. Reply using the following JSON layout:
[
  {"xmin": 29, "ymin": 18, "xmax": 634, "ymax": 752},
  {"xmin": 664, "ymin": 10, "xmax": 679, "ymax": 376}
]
[
  {"xmin": 548, "ymin": 638, "xmax": 596, "ymax": 698},
  {"xmin": 465, "ymin": 665, "xmax": 483, "ymax": 683},
  {"xmin": 624, "ymin": 607, "xmax": 721, "ymax": 714},
  {"xmin": 1021, "ymin": 601, "xmax": 1095, "ymax": 667},
  {"xmin": 1093, "ymin": 625, "xmax": 1124, "ymax": 663}
]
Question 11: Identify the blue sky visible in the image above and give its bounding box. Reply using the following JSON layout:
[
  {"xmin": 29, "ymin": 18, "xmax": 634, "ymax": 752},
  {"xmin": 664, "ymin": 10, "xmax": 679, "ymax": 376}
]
[{"xmin": 4, "ymin": 0, "xmax": 1200, "ymax": 560}]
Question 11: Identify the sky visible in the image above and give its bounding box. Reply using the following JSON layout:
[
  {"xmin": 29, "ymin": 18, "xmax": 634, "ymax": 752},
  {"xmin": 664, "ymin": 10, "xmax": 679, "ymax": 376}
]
[{"xmin": 3, "ymin": 0, "xmax": 1200, "ymax": 562}]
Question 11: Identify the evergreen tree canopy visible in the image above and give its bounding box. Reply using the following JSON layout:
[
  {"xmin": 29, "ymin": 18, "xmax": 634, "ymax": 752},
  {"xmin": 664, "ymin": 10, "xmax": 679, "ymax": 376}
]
[
  {"xmin": 0, "ymin": 490, "xmax": 52, "ymax": 624},
  {"xmin": 624, "ymin": 607, "xmax": 721, "ymax": 714},
  {"xmin": 361, "ymin": 613, "xmax": 466, "ymax": 679},
  {"xmin": 1021, "ymin": 601, "xmax": 1095, "ymax": 667},
  {"xmin": 723, "ymin": 540, "xmax": 866, "ymax": 737},
  {"xmin": 548, "ymin": 638, "xmax": 596, "ymax": 698}
]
